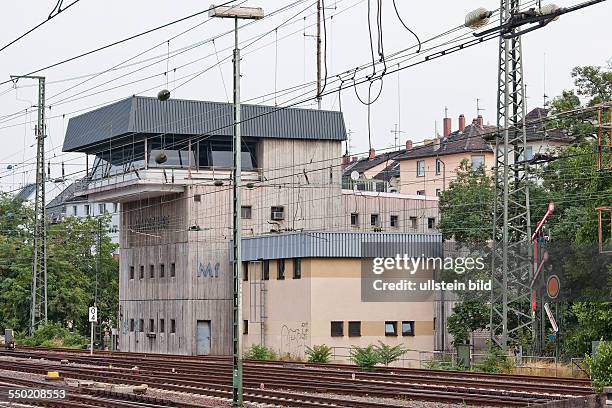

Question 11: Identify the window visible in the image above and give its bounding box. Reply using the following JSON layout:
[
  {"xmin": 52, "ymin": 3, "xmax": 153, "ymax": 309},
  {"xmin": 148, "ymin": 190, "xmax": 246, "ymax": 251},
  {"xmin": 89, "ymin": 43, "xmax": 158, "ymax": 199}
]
[
  {"xmin": 435, "ymin": 159, "xmax": 443, "ymax": 175},
  {"xmin": 471, "ymin": 155, "xmax": 485, "ymax": 171},
  {"xmin": 402, "ymin": 321, "xmax": 415, "ymax": 336},
  {"xmin": 417, "ymin": 190, "xmax": 425, "ymax": 196},
  {"xmin": 170, "ymin": 319, "xmax": 176, "ymax": 334},
  {"xmin": 436, "ymin": 188, "xmax": 441, "ymax": 197},
  {"xmin": 262, "ymin": 260, "xmax": 269, "ymax": 280},
  {"xmin": 98, "ymin": 203, "xmax": 106, "ymax": 214},
  {"xmin": 428, "ymin": 217, "xmax": 436, "ymax": 229},
  {"xmin": 293, "ymin": 259, "xmax": 301, "ymax": 279},
  {"xmin": 170, "ymin": 263, "xmax": 176, "ymax": 277},
  {"xmin": 139, "ymin": 319, "xmax": 144, "ymax": 332},
  {"xmin": 390, "ymin": 215, "xmax": 399, "ymax": 228},
  {"xmin": 160, "ymin": 319, "xmax": 165, "ymax": 333},
  {"xmin": 271, "ymin": 206, "xmax": 284, "ymax": 220},
  {"xmin": 277, "ymin": 259, "xmax": 285, "ymax": 280},
  {"xmin": 129, "ymin": 319, "xmax": 134, "ymax": 332},
  {"xmin": 149, "ymin": 264, "xmax": 155, "ymax": 278},
  {"xmin": 525, "ymin": 146, "xmax": 534, "ymax": 161},
  {"xmin": 84, "ymin": 204, "xmax": 90, "ymax": 216},
  {"xmin": 129, "ymin": 266, "xmax": 134, "ymax": 280},
  {"xmin": 348, "ymin": 321, "xmax": 361, "ymax": 337},
  {"xmin": 370, "ymin": 214, "xmax": 379, "ymax": 227},
  {"xmin": 160, "ymin": 264, "xmax": 165, "ymax": 278},
  {"xmin": 410, "ymin": 217, "xmax": 418, "ymax": 229},
  {"xmin": 149, "ymin": 319, "xmax": 155, "ymax": 332},
  {"xmin": 242, "ymin": 262, "xmax": 249, "ymax": 281},
  {"xmin": 417, "ymin": 160, "xmax": 425, "ymax": 177},
  {"xmin": 241, "ymin": 206, "xmax": 252, "ymax": 219},
  {"xmin": 350, "ymin": 213, "xmax": 359, "ymax": 226},
  {"xmin": 243, "ymin": 320, "xmax": 248, "ymax": 335},
  {"xmin": 139, "ymin": 265, "xmax": 144, "ymax": 279},
  {"xmin": 194, "ymin": 194, "xmax": 201, "ymax": 202},
  {"xmin": 72, "ymin": 205, "xmax": 78, "ymax": 216},
  {"xmin": 113, "ymin": 203, "xmax": 118, "ymax": 213},
  {"xmin": 331, "ymin": 321, "xmax": 343, "ymax": 337},
  {"xmin": 385, "ymin": 321, "xmax": 398, "ymax": 336}
]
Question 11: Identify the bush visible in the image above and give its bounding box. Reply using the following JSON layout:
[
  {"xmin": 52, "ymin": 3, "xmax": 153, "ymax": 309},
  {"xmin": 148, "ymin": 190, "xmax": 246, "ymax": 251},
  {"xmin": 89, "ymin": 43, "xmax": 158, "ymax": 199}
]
[
  {"xmin": 475, "ymin": 346, "xmax": 513, "ymax": 373},
  {"xmin": 243, "ymin": 344, "xmax": 277, "ymax": 360},
  {"xmin": 374, "ymin": 341, "xmax": 407, "ymax": 366},
  {"xmin": 585, "ymin": 340, "xmax": 612, "ymax": 392},
  {"xmin": 350, "ymin": 345, "xmax": 379, "ymax": 371},
  {"xmin": 16, "ymin": 322, "xmax": 87, "ymax": 348},
  {"xmin": 305, "ymin": 344, "xmax": 332, "ymax": 363}
]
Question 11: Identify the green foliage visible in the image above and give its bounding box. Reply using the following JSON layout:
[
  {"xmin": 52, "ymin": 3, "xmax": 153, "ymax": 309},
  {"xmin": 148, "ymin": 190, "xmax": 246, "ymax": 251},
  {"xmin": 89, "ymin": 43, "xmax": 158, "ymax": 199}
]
[
  {"xmin": 16, "ymin": 322, "xmax": 87, "ymax": 348},
  {"xmin": 422, "ymin": 354, "xmax": 454, "ymax": 370},
  {"xmin": 447, "ymin": 301, "xmax": 489, "ymax": 346},
  {"xmin": 349, "ymin": 345, "xmax": 379, "ymax": 371},
  {"xmin": 305, "ymin": 344, "xmax": 332, "ymax": 363},
  {"xmin": 474, "ymin": 346, "xmax": 513, "ymax": 374},
  {"xmin": 374, "ymin": 341, "xmax": 407, "ymax": 366},
  {"xmin": 585, "ymin": 340, "xmax": 612, "ymax": 392},
  {"xmin": 243, "ymin": 344, "xmax": 277, "ymax": 360},
  {"xmin": 564, "ymin": 302, "xmax": 612, "ymax": 356}
]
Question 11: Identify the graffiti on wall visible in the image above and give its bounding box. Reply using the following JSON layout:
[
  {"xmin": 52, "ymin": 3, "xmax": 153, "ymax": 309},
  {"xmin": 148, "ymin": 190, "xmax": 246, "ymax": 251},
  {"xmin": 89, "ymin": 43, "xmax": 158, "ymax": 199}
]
[
  {"xmin": 198, "ymin": 262, "xmax": 220, "ymax": 278},
  {"xmin": 280, "ymin": 322, "xmax": 309, "ymax": 358}
]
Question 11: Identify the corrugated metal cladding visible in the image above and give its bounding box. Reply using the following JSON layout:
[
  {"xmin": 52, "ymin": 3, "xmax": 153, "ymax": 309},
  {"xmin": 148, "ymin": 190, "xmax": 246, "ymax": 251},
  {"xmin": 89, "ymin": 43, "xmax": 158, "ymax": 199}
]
[
  {"xmin": 63, "ymin": 96, "xmax": 347, "ymax": 152},
  {"xmin": 238, "ymin": 231, "xmax": 443, "ymax": 261}
]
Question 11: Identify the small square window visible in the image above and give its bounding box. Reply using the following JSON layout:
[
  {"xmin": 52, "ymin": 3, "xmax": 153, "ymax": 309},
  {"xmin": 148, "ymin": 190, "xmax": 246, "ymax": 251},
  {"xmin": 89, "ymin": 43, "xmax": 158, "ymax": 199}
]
[
  {"xmin": 471, "ymin": 155, "xmax": 485, "ymax": 171},
  {"xmin": 160, "ymin": 263, "xmax": 165, "ymax": 278},
  {"xmin": 241, "ymin": 206, "xmax": 252, "ymax": 219},
  {"xmin": 242, "ymin": 262, "xmax": 249, "ymax": 281},
  {"xmin": 170, "ymin": 319, "xmax": 176, "ymax": 334},
  {"xmin": 402, "ymin": 321, "xmax": 415, "ymax": 336},
  {"xmin": 160, "ymin": 319, "xmax": 165, "ymax": 333},
  {"xmin": 293, "ymin": 259, "xmax": 301, "ymax": 279},
  {"xmin": 428, "ymin": 217, "xmax": 436, "ymax": 229},
  {"xmin": 139, "ymin": 319, "xmax": 144, "ymax": 332},
  {"xmin": 436, "ymin": 188, "xmax": 441, "ymax": 197},
  {"xmin": 139, "ymin": 265, "xmax": 144, "ymax": 279},
  {"xmin": 390, "ymin": 215, "xmax": 399, "ymax": 228},
  {"xmin": 348, "ymin": 321, "xmax": 361, "ymax": 337},
  {"xmin": 277, "ymin": 259, "xmax": 285, "ymax": 280},
  {"xmin": 262, "ymin": 260, "xmax": 269, "ymax": 280},
  {"xmin": 410, "ymin": 217, "xmax": 417, "ymax": 229},
  {"xmin": 129, "ymin": 266, "xmax": 134, "ymax": 280},
  {"xmin": 170, "ymin": 263, "xmax": 176, "ymax": 277},
  {"xmin": 385, "ymin": 321, "xmax": 398, "ymax": 336},
  {"xmin": 149, "ymin": 319, "xmax": 155, "ymax": 332},
  {"xmin": 370, "ymin": 214, "xmax": 379, "ymax": 227},
  {"xmin": 331, "ymin": 321, "xmax": 343, "ymax": 337},
  {"xmin": 350, "ymin": 213, "xmax": 359, "ymax": 226},
  {"xmin": 243, "ymin": 320, "xmax": 248, "ymax": 335},
  {"xmin": 417, "ymin": 190, "xmax": 426, "ymax": 196},
  {"xmin": 271, "ymin": 206, "xmax": 284, "ymax": 220},
  {"xmin": 194, "ymin": 194, "xmax": 201, "ymax": 202},
  {"xmin": 129, "ymin": 319, "xmax": 134, "ymax": 332},
  {"xmin": 149, "ymin": 264, "xmax": 155, "ymax": 278}
]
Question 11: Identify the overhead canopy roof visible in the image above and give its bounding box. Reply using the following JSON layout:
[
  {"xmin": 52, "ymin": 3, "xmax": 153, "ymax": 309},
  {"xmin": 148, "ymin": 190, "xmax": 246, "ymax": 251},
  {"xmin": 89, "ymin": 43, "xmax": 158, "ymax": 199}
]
[{"xmin": 63, "ymin": 96, "xmax": 347, "ymax": 153}]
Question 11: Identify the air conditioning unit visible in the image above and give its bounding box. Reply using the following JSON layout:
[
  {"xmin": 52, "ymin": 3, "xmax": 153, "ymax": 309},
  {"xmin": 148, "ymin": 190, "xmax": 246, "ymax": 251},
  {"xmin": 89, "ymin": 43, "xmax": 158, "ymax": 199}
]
[{"xmin": 271, "ymin": 211, "xmax": 284, "ymax": 221}]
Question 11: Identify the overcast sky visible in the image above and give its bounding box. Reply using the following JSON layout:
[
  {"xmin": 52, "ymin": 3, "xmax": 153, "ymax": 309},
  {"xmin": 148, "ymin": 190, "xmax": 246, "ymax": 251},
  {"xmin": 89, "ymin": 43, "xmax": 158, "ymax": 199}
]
[{"xmin": 0, "ymin": 0, "xmax": 609, "ymax": 191}]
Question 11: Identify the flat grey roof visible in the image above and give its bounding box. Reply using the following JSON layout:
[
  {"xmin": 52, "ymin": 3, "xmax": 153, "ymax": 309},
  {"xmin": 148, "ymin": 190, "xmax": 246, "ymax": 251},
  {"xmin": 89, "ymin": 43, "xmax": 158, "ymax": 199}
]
[{"xmin": 63, "ymin": 96, "xmax": 347, "ymax": 153}]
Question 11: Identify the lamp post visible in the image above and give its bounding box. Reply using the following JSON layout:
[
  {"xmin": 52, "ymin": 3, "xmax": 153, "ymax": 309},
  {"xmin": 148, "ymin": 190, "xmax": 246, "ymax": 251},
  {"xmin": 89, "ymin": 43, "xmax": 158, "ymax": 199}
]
[{"xmin": 209, "ymin": 5, "xmax": 264, "ymax": 406}]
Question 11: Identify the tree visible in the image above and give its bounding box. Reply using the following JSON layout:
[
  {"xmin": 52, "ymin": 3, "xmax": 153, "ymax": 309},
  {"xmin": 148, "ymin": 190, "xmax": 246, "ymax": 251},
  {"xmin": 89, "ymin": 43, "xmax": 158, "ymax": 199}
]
[{"xmin": 447, "ymin": 301, "xmax": 489, "ymax": 345}]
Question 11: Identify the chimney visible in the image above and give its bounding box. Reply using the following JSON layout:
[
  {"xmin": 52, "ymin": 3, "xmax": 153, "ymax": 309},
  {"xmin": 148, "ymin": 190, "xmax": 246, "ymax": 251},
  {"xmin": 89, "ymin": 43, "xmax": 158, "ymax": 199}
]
[
  {"xmin": 443, "ymin": 117, "xmax": 452, "ymax": 137},
  {"xmin": 459, "ymin": 114, "xmax": 466, "ymax": 132},
  {"xmin": 477, "ymin": 115, "xmax": 484, "ymax": 127},
  {"xmin": 405, "ymin": 139, "xmax": 413, "ymax": 150},
  {"xmin": 341, "ymin": 154, "xmax": 350, "ymax": 167},
  {"xmin": 433, "ymin": 138, "xmax": 441, "ymax": 151},
  {"xmin": 368, "ymin": 148, "xmax": 376, "ymax": 160}
]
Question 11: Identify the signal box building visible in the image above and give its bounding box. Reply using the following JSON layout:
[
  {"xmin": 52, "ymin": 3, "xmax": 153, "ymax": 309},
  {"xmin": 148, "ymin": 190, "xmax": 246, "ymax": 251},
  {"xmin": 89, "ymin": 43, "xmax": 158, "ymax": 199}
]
[{"xmin": 63, "ymin": 96, "xmax": 441, "ymax": 359}]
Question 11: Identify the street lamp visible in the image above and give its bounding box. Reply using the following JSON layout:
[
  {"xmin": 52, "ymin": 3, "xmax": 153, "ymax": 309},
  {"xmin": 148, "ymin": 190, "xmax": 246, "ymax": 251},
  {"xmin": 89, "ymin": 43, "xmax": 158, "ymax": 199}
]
[{"xmin": 209, "ymin": 4, "xmax": 264, "ymax": 407}]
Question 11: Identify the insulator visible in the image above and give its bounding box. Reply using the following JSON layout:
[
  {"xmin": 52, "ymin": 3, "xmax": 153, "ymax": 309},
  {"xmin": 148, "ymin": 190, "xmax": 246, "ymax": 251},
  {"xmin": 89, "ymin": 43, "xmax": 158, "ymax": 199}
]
[
  {"xmin": 539, "ymin": 4, "xmax": 560, "ymax": 20},
  {"xmin": 157, "ymin": 89, "xmax": 171, "ymax": 101},
  {"xmin": 465, "ymin": 7, "xmax": 492, "ymax": 29},
  {"xmin": 155, "ymin": 152, "xmax": 168, "ymax": 164},
  {"xmin": 61, "ymin": 162, "xmax": 65, "ymax": 177}
]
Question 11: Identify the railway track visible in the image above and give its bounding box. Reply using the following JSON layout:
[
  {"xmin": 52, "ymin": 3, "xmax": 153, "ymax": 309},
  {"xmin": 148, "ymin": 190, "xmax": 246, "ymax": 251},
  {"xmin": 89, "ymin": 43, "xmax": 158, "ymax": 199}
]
[{"xmin": 0, "ymin": 347, "xmax": 595, "ymax": 407}]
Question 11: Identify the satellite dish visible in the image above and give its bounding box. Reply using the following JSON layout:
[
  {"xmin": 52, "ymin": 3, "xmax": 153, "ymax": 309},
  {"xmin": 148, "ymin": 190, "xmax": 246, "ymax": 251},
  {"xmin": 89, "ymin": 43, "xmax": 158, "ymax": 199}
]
[{"xmin": 350, "ymin": 171, "xmax": 360, "ymax": 181}]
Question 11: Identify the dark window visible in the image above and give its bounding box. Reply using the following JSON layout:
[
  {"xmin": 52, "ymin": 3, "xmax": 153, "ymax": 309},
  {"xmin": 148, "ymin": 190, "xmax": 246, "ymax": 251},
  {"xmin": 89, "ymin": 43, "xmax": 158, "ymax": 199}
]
[
  {"xmin": 277, "ymin": 259, "xmax": 285, "ymax": 280},
  {"xmin": 139, "ymin": 265, "xmax": 144, "ymax": 279},
  {"xmin": 98, "ymin": 203, "xmax": 106, "ymax": 214},
  {"xmin": 417, "ymin": 160, "xmax": 425, "ymax": 177},
  {"xmin": 348, "ymin": 321, "xmax": 361, "ymax": 337},
  {"xmin": 271, "ymin": 206, "xmax": 284, "ymax": 220},
  {"xmin": 428, "ymin": 217, "xmax": 436, "ymax": 229},
  {"xmin": 139, "ymin": 319, "xmax": 144, "ymax": 332},
  {"xmin": 160, "ymin": 264, "xmax": 165, "ymax": 278},
  {"xmin": 241, "ymin": 206, "xmax": 252, "ymax": 219},
  {"xmin": 160, "ymin": 319, "xmax": 165, "ymax": 333},
  {"xmin": 390, "ymin": 215, "xmax": 399, "ymax": 228},
  {"xmin": 417, "ymin": 190, "xmax": 426, "ymax": 196},
  {"xmin": 436, "ymin": 188, "xmax": 441, "ymax": 197},
  {"xmin": 149, "ymin": 264, "xmax": 155, "ymax": 278},
  {"xmin": 331, "ymin": 321, "xmax": 343, "ymax": 337},
  {"xmin": 436, "ymin": 159, "xmax": 442, "ymax": 175},
  {"xmin": 194, "ymin": 194, "xmax": 201, "ymax": 202},
  {"xmin": 402, "ymin": 321, "xmax": 415, "ymax": 336},
  {"xmin": 129, "ymin": 319, "xmax": 134, "ymax": 332},
  {"xmin": 113, "ymin": 203, "xmax": 118, "ymax": 213},
  {"xmin": 149, "ymin": 319, "xmax": 155, "ymax": 332},
  {"xmin": 170, "ymin": 319, "xmax": 176, "ymax": 334},
  {"xmin": 129, "ymin": 266, "xmax": 134, "ymax": 280},
  {"xmin": 410, "ymin": 217, "xmax": 418, "ymax": 229},
  {"xmin": 262, "ymin": 260, "xmax": 269, "ymax": 280},
  {"xmin": 243, "ymin": 320, "xmax": 248, "ymax": 335},
  {"xmin": 385, "ymin": 321, "xmax": 398, "ymax": 336},
  {"xmin": 293, "ymin": 259, "xmax": 301, "ymax": 279},
  {"xmin": 370, "ymin": 214, "xmax": 379, "ymax": 227},
  {"xmin": 170, "ymin": 263, "xmax": 176, "ymax": 277},
  {"xmin": 350, "ymin": 213, "xmax": 359, "ymax": 226},
  {"xmin": 243, "ymin": 262, "xmax": 249, "ymax": 281}
]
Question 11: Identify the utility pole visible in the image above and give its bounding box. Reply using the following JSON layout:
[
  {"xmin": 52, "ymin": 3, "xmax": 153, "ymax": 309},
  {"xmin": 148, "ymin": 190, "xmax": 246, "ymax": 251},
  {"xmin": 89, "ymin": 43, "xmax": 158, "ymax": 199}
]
[
  {"xmin": 316, "ymin": 0, "xmax": 322, "ymax": 109},
  {"xmin": 12, "ymin": 75, "xmax": 47, "ymax": 335}
]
